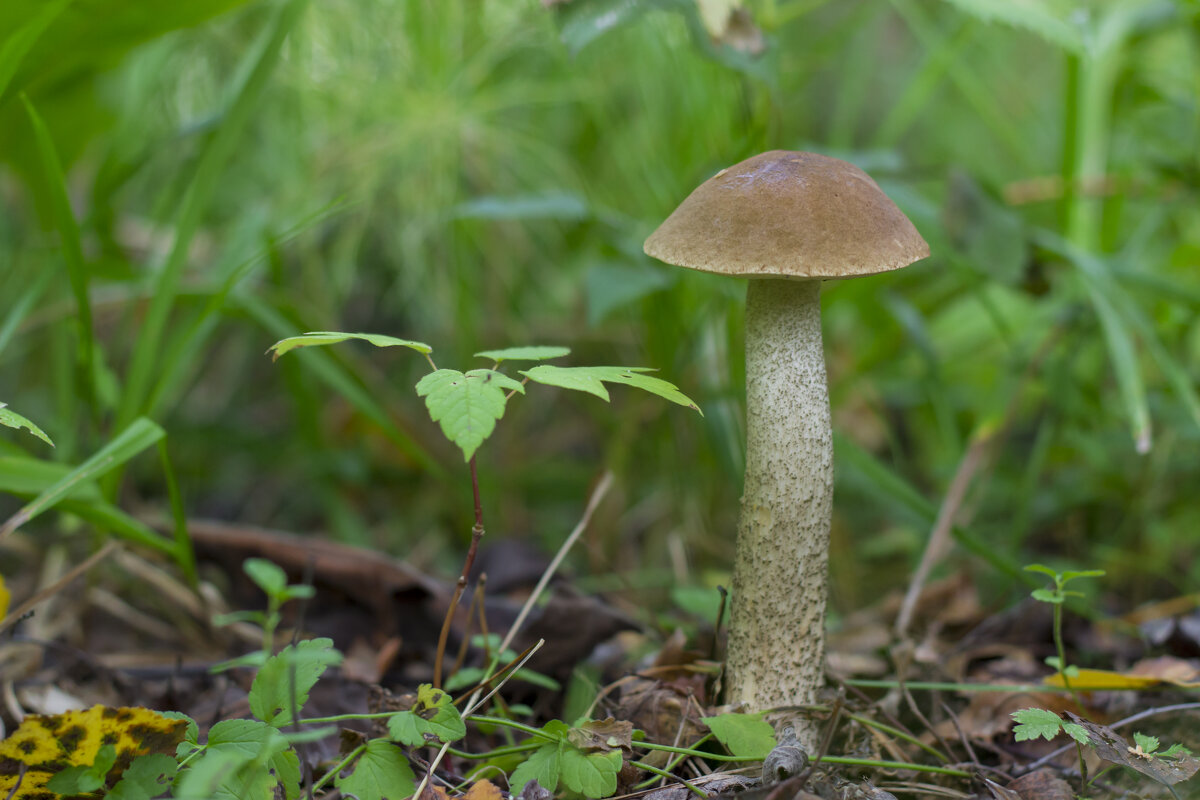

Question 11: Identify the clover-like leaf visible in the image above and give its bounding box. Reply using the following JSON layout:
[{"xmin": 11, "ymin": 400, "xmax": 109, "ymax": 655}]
[
  {"xmin": 560, "ymin": 746, "xmax": 621, "ymax": 798},
  {"xmin": 267, "ymin": 331, "xmax": 432, "ymax": 360},
  {"xmin": 0, "ymin": 403, "xmax": 53, "ymax": 446},
  {"xmin": 520, "ymin": 366, "xmax": 700, "ymax": 413},
  {"xmin": 335, "ymin": 739, "xmax": 417, "ymax": 800},
  {"xmin": 387, "ymin": 684, "xmax": 467, "ymax": 746},
  {"xmin": 475, "ymin": 346, "xmax": 570, "ymax": 363},
  {"xmin": 416, "ymin": 369, "xmax": 525, "ymax": 461}
]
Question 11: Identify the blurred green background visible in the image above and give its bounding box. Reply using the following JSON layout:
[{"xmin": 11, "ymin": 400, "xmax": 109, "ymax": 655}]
[{"xmin": 2, "ymin": 0, "xmax": 1198, "ymax": 621}]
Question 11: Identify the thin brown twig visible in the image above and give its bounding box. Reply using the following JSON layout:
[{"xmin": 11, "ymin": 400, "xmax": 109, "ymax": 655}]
[{"xmin": 0, "ymin": 541, "xmax": 120, "ymax": 635}]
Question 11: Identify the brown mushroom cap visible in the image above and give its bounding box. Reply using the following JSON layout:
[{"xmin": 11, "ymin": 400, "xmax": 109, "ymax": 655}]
[{"xmin": 644, "ymin": 150, "xmax": 930, "ymax": 279}]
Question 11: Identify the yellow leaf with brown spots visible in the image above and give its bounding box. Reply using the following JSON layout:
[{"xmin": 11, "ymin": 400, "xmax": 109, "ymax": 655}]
[{"xmin": 0, "ymin": 705, "xmax": 187, "ymax": 799}]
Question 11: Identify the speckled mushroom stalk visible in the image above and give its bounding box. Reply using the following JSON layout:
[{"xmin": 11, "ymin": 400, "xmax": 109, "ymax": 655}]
[
  {"xmin": 643, "ymin": 150, "xmax": 929, "ymax": 752},
  {"xmin": 731, "ymin": 277, "xmax": 831, "ymax": 746}
]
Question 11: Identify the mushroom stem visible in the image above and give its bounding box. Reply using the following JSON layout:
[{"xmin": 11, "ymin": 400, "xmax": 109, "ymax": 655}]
[{"xmin": 728, "ymin": 277, "xmax": 833, "ymax": 750}]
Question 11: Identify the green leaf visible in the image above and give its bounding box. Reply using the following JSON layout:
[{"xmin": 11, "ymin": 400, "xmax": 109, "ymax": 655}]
[
  {"xmin": 190, "ymin": 719, "xmax": 298, "ymax": 800},
  {"xmin": 387, "ymin": 685, "xmax": 467, "ymax": 746},
  {"xmin": 936, "ymin": 0, "xmax": 1082, "ymax": 52},
  {"xmin": 415, "ymin": 369, "xmax": 525, "ymax": 461},
  {"xmin": 1160, "ymin": 743, "xmax": 1193, "ymax": 759},
  {"xmin": 520, "ymin": 365, "xmax": 700, "ymax": 413},
  {"xmin": 244, "ymin": 558, "xmax": 288, "ymax": 597},
  {"xmin": 107, "ymin": 753, "xmax": 179, "ymax": 800},
  {"xmin": 475, "ymin": 346, "xmax": 570, "ymax": 363},
  {"xmin": 1031, "ymin": 588, "xmax": 1062, "ymax": 604},
  {"xmin": 47, "ymin": 743, "xmax": 116, "ymax": 794},
  {"xmin": 0, "ymin": 403, "xmax": 53, "ymax": 446},
  {"xmin": 1023, "ymin": 564, "xmax": 1059, "ymax": 580},
  {"xmin": 268, "ymin": 331, "xmax": 432, "ymax": 360},
  {"xmin": 1011, "ymin": 708, "xmax": 1065, "ymax": 741},
  {"xmin": 249, "ymin": 638, "xmax": 343, "ymax": 726},
  {"xmin": 335, "ymin": 740, "xmax": 417, "ymax": 800},
  {"xmin": 702, "ymin": 712, "xmax": 777, "ymax": 759},
  {"xmin": 1062, "ymin": 722, "xmax": 1091, "ymax": 745},
  {"xmin": 560, "ymin": 747, "xmax": 621, "ymax": 798},
  {"xmin": 1060, "ymin": 569, "xmax": 1106, "ymax": 583},
  {"xmin": 509, "ymin": 741, "xmax": 562, "ymax": 796}
]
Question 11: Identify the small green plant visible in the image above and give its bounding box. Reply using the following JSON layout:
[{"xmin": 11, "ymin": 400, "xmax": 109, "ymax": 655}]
[
  {"xmin": 1012, "ymin": 565, "xmax": 1199, "ymax": 797},
  {"xmin": 1022, "ymin": 563, "xmax": 1105, "ymax": 701},
  {"xmin": 266, "ymin": 333, "xmax": 701, "ymax": 463}
]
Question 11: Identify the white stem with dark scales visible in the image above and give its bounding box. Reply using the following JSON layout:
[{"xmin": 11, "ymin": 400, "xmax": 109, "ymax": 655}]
[{"xmin": 727, "ymin": 277, "xmax": 833, "ymax": 751}]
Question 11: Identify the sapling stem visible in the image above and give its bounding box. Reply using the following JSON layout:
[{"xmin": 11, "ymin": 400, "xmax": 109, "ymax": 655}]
[{"xmin": 433, "ymin": 454, "xmax": 487, "ymax": 688}]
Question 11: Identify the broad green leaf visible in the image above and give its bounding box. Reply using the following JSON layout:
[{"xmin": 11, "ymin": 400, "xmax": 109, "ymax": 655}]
[
  {"xmin": 0, "ymin": 403, "xmax": 52, "ymax": 446},
  {"xmin": 520, "ymin": 366, "xmax": 700, "ymax": 413},
  {"xmin": 249, "ymin": 638, "xmax": 342, "ymax": 726},
  {"xmin": 1062, "ymin": 722, "xmax": 1091, "ymax": 745},
  {"xmin": 475, "ymin": 346, "xmax": 570, "ymax": 363},
  {"xmin": 702, "ymin": 712, "xmax": 777, "ymax": 759},
  {"xmin": 937, "ymin": 0, "xmax": 1082, "ymax": 52},
  {"xmin": 243, "ymin": 558, "xmax": 288, "ymax": 597},
  {"xmin": 1134, "ymin": 733, "xmax": 1161, "ymax": 754},
  {"xmin": 335, "ymin": 740, "xmax": 416, "ymax": 800},
  {"xmin": 1011, "ymin": 708, "xmax": 1064, "ymax": 741},
  {"xmin": 47, "ymin": 744, "xmax": 116, "ymax": 794},
  {"xmin": 509, "ymin": 743, "xmax": 561, "ymax": 797},
  {"xmin": 268, "ymin": 331, "xmax": 432, "ymax": 361},
  {"xmin": 107, "ymin": 753, "xmax": 178, "ymax": 800},
  {"xmin": 559, "ymin": 747, "xmax": 621, "ymax": 798},
  {"xmin": 193, "ymin": 719, "xmax": 298, "ymax": 800},
  {"xmin": 1031, "ymin": 588, "xmax": 1062, "ymax": 604},
  {"xmin": 415, "ymin": 369, "xmax": 525, "ymax": 461}
]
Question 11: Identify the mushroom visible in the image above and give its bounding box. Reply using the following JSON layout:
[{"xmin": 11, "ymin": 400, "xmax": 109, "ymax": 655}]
[{"xmin": 644, "ymin": 151, "xmax": 928, "ymax": 746}]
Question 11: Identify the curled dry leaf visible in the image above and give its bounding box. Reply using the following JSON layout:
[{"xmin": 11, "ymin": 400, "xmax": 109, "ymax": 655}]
[{"xmin": 1064, "ymin": 712, "xmax": 1200, "ymax": 786}]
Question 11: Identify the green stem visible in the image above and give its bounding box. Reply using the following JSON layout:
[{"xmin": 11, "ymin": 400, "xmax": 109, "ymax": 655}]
[
  {"xmin": 630, "ymin": 761, "xmax": 708, "ymax": 798},
  {"xmin": 446, "ymin": 743, "xmax": 542, "ymax": 760},
  {"xmin": 313, "ymin": 743, "xmax": 365, "ymax": 793}
]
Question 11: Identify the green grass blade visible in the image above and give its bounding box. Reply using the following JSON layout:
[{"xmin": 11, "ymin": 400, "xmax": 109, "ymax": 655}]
[
  {"xmin": 57, "ymin": 499, "xmax": 175, "ymax": 554},
  {"xmin": 834, "ymin": 432, "xmax": 1024, "ymax": 580},
  {"xmin": 0, "ymin": 0, "xmax": 72, "ymax": 99},
  {"xmin": 157, "ymin": 439, "xmax": 197, "ymax": 584},
  {"xmin": 0, "ymin": 418, "xmax": 165, "ymax": 537},
  {"xmin": 20, "ymin": 92, "xmax": 96, "ymax": 408},
  {"xmin": 115, "ymin": 0, "xmax": 310, "ymax": 433},
  {"xmin": 233, "ymin": 292, "xmax": 440, "ymax": 476}
]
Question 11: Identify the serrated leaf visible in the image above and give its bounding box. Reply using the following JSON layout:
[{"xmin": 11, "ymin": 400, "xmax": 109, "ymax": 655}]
[
  {"xmin": 1133, "ymin": 732, "xmax": 1161, "ymax": 754},
  {"xmin": 47, "ymin": 743, "xmax": 116, "ymax": 794},
  {"xmin": 415, "ymin": 369, "xmax": 525, "ymax": 461},
  {"xmin": 1011, "ymin": 708, "xmax": 1064, "ymax": 741},
  {"xmin": 937, "ymin": 0, "xmax": 1082, "ymax": 52},
  {"xmin": 0, "ymin": 403, "xmax": 53, "ymax": 446},
  {"xmin": 520, "ymin": 366, "xmax": 700, "ymax": 413},
  {"xmin": 475, "ymin": 346, "xmax": 571, "ymax": 362},
  {"xmin": 267, "ymin": 331, "xmax": 432, "ymax": 360},
  {"xmin": 509, "ymin": 742, "xmax": 562, "ymax": 796},
  {"xmin": 1062, "ymin": 723, "xmax": 1091, "ymax": 745},
  {"xmin": 560, "ymin": 746, "xmax": 621, "ymax": 798},
  {"xmin": 249, "ymin": 638, "xmax": 342, "ymax": 726},
  {"xmin": 335, "ymin": 739, "xmax": 417, "ymax": 800},
  {"xmin": 702, "ymin": 712, "xmax": 777, "ymax": 759},
  {"xmin": 107, "ymin": 753, "xmax": 179, "ymax": 800}
]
